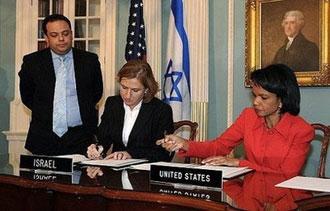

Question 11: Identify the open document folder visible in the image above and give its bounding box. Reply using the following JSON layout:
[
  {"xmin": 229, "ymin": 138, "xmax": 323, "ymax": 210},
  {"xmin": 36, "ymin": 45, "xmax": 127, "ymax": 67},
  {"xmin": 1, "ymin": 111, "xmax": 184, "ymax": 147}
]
[
  {"xmin": 275, "ymin": 176, "xmax": 330, "ymax": 192},
  {"xmin": 79, "ymin": 159, "xmax": 148, "ymax": 168},
  {"xmin": 131, "ymin": 162, "xmax": 253, "ymax": 179}
]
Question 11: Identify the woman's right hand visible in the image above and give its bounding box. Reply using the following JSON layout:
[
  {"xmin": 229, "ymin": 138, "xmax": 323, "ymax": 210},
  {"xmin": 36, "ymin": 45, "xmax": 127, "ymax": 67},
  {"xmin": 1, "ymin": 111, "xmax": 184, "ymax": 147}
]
[
  {"xmin": 156, "ymin": 134, "xmax": 188, "ymax": 152},
  {"xmin": 86, "ymin": 144, "xmax": 104, "ymax": 160}
]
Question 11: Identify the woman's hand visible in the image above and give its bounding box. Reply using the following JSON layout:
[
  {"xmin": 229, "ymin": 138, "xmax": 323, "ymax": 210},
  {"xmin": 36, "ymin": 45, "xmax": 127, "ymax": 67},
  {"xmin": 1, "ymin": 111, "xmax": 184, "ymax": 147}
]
[
  {"xmin": 156, "ymin": 135, "xmax": 189, "ymax": 152},
  {"xmin": 86, "ymin": 144, "xmax": 104, "ymax": 160},
  {"xmin": 105, "ymin": 151, "xmax": 132, "ymax": 160},
  {"xmin": 201, "ymin": 156, "xmax": 239, "ymax": 167}
]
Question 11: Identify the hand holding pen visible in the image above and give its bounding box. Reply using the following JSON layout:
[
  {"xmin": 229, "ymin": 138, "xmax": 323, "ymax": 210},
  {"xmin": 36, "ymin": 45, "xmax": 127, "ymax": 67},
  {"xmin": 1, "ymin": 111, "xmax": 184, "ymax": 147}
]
[
  {"xmin": 86, "ymin": 135, "xmax": 104, "ymax": 160},
  {"xmin": 156, "ymin": 131, "xmax": 189, "ymax": 152}
]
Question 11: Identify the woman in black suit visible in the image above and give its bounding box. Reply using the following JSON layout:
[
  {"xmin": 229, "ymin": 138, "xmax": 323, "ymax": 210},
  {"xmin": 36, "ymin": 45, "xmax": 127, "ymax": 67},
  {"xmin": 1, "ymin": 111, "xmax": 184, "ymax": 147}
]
[{"xmin": 87, "ymin": 60, "xmax": 174, "ymax": 162}]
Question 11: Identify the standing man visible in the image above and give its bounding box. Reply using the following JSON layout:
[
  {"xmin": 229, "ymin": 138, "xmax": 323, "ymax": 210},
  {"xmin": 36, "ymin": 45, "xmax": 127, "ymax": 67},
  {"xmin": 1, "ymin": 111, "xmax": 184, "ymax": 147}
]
[
  {"xmin": 19, "ymin": 14, "xmax": 103, "ymax": 155},
  {"xmin": 273, "ymin": 10, "xmax": 319, "ymax": 71}
]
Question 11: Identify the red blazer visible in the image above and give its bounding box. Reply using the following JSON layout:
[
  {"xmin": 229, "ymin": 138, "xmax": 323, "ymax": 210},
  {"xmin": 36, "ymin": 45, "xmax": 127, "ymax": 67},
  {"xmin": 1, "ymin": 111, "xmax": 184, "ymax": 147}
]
[
  {"xmin": 223, "ymin": 172, "xmax": 312, "ymax": 211},
  {"xmin": 180, "ymin": 108, "xmax": 314, "ymax": 176}
]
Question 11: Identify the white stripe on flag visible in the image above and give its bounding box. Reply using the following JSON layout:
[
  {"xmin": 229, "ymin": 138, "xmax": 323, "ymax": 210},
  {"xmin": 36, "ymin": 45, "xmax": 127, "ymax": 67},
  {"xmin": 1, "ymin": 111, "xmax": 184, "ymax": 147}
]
[{"xmin": 163, "ymin": 0, "xmax": 191, "ymax": 122}]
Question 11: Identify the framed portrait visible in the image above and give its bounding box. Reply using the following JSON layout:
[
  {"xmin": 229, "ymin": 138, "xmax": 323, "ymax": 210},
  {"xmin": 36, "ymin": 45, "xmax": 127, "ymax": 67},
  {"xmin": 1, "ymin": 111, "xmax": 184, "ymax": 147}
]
[{"xmin": 245, "ymin": 0, "xmax": 330, "ymax": 86}]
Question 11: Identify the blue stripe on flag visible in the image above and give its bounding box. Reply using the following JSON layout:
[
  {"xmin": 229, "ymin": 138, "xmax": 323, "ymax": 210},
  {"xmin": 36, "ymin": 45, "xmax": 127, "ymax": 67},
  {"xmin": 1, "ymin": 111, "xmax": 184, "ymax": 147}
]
[{"xmin": 171, "ymin": 0, "xmax": 190, "ymax": 93}]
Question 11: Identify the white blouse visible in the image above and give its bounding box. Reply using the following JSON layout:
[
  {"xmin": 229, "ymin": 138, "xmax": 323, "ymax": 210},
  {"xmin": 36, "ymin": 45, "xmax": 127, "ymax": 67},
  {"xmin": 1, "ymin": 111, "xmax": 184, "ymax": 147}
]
[{"xmin": 122, "ymin": 100, "xmax": 142, "ymax": 147}]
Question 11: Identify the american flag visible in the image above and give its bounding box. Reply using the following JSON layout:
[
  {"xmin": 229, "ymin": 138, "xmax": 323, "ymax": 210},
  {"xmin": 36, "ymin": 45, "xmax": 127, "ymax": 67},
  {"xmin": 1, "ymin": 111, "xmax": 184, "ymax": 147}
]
[{"xmin": 125, "ymin": 0, "xmax": 146, "ymax": 61}]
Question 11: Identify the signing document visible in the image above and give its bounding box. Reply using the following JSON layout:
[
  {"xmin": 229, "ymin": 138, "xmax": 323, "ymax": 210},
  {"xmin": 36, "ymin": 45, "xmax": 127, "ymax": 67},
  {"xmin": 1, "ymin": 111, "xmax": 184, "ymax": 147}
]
[
  {"xmin": 131, "ymin": 162, "xmax": 252, "ymax": 179},
  {"xmin": 80, "ymin": 158, "xmax": 148, "ymax": 168},
  {"xmin": 276, "ymin": 176, "xmax": 330, "ymax": 192}
]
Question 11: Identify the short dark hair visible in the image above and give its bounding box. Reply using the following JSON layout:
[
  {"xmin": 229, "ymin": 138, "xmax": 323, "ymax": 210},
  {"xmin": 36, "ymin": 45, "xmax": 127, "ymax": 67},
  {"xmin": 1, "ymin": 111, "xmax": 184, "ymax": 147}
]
[
  {"xmin": 42, "ymin": 14, "xmax": 71, "ymax": 35},
  {"xmin": 117, "ymin": 60, "xmax": 159, "ymax": 103},
  {"xmin": 250, "ymin": 64, "xmax": 300, "ymax": 115}
]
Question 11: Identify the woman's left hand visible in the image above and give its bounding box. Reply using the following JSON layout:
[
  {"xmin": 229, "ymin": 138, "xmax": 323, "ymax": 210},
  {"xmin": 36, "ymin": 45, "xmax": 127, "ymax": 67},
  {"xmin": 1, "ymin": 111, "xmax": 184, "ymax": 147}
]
[
  {"xmin": 201, "ymin": 156, "xmax": 239, "ymax": 167},
  {"xmin": 105, "ymin": 151, "xmax": 132, "ymax": 160}
]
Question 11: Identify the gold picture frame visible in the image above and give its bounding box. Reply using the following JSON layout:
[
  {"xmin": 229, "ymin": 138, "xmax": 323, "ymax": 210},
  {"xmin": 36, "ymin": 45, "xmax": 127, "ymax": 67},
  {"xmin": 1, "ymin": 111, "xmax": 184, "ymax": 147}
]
[{"xmin": 245, "ymin": 0, "xmax": 330, "ymax": 86}]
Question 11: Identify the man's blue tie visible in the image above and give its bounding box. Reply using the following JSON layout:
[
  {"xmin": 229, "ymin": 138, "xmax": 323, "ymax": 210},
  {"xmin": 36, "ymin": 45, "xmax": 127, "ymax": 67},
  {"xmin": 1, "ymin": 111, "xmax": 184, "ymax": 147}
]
[{"xmin": 53, "ymin": 57, "xmax": 68, "ymax": 137}]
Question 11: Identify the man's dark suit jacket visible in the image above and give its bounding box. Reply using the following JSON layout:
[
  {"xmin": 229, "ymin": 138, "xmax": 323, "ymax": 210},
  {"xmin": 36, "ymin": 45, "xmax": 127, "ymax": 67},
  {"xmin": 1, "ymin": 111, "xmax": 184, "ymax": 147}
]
[
  {"xmin": 273, "ymin": 33, "xmax": 319, "ymax": 71},
  {"xmin": 19, "ymin": 47, "xmax": 103, "ymax": 155},
  {"xmin": 97, "ymin": 95, "xmax": 174, "ymax": 162}
]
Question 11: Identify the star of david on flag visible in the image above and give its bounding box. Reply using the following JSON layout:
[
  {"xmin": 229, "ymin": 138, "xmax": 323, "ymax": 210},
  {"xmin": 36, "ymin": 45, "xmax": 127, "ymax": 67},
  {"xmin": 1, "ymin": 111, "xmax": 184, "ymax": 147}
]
[
  {"xmin": 163, "ymin": 60, "xmax": 183, "ymax": 102},
  {"xmin": 163, "ymin": 0, "xmax": 191, "ymax": 122}
]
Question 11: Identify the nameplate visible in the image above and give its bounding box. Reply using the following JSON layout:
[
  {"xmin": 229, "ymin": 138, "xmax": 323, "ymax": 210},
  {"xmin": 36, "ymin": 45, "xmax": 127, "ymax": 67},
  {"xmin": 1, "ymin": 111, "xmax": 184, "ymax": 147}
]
[
  {"xmin": 150, "ymin": 165, "xmax": 222, "ymax": 189},
  {"xmin": 20, "ymin": 155, "xmax": 73, "ymax": 173},
  {"xmin": 19, "ymin": 170, "xmax": 72, "ymax": 183}
]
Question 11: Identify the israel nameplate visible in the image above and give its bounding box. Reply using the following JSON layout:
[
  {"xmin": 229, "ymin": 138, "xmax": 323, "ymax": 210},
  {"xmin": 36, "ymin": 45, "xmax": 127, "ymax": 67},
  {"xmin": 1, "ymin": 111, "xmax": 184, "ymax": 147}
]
[
  {"xmin": 20, "ymin": 154, "xmax": 73, "ymax": 173},
  {"xmin": 150, "ymin": 165, "xmax": 223, "ymax": 189}
]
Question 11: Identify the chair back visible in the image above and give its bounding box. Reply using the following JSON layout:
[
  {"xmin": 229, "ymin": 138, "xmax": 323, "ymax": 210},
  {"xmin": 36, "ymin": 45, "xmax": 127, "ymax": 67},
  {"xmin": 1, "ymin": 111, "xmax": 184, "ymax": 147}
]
[
  {"xmin": 311, "ymin": 123, "xmax": 330, "ymax": 178},
  {"xmin": 172, "ymin": 120, "xmax": 198, "ymax": 163}
]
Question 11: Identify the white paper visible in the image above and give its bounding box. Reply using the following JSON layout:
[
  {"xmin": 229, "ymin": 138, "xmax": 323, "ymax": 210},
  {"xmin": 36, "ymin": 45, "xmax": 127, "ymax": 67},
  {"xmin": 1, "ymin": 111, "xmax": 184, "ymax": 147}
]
[
  {"xmin": 130, "ymin": 161, "xmax": 196, "ymax": 171},
  {"xmin": 130, "ymin": 163, "xmax": 151, "ymax": 171},
  {"xmin": 276, "ymin": 176, "xmax": 330, "ymax": 193},
  {"xmin": 80, "ymin": 158, "xmax": 148, "ymax": 168},
  {"xmin": 131, "ymin": 162, "xmax": 252, "ymax": 179},
  {"xmin": 194, "ymin": 165, "xmax": 252, "ymax": 178}
]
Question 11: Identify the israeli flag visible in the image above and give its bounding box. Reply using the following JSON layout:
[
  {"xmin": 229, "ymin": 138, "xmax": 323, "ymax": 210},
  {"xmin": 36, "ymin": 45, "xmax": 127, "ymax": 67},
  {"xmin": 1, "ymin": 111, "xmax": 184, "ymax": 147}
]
[{"xmin": 163, "ymin": 0, "xmax": 191, "ymax": 121}]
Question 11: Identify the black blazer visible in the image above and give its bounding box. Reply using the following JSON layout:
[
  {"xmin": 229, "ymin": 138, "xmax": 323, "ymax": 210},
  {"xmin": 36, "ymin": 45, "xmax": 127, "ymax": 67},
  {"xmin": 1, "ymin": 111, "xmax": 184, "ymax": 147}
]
[
  {"xmin": 97, "ymin": 96, "xmax": 174, "ymax": 162},
  {"xmin": 273, "ymin": 33, "xmax": 319, "ymax": 71},
  {"xmin": 19, "ymin": 48, "xmax": 103, "ymax": 154}
]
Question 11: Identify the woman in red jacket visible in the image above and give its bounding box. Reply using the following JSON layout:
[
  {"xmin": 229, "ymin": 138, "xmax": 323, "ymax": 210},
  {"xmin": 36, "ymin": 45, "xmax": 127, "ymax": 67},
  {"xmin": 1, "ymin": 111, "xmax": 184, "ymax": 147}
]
[{"xmin": 157, "ymin": 64, "xmax": 314, "ymax": 177}]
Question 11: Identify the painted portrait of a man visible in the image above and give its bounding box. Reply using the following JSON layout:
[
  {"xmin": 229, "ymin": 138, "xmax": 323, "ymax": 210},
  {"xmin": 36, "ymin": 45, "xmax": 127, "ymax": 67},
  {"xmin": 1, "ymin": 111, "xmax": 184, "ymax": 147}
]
[
  {"xmin": 246, "ymin": 0, "xmax": 330, "ymax": 86},
  {"xmin": 260, "ymin": 0, "xmax": 320, "ymax": 72},
  {"xmin": 272, "ymin": 10, "xmax": 319, "ymax": 71}
]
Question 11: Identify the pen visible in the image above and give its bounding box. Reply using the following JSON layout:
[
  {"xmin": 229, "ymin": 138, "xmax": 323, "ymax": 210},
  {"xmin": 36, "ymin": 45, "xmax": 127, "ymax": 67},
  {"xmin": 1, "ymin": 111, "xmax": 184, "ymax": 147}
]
[
  {"xmin": 163, "ymin": 130, "xmax": 168, "ymax": 138},
  {"xmin": 96, "ymin": 145, "xmax": 104, "ymax": 158},
  {"xmin": 94, "ymin": 135, "xmax": 105, "ymax": 159},
  {"xmin": 156, "ymin": 130, "xmax": 167, "ymax": 145}
]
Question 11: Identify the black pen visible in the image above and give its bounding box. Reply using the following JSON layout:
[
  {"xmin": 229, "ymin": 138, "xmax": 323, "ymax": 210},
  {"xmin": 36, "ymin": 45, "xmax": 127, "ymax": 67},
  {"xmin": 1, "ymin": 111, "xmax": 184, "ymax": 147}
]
[
  {"xmin": 156, "ymin": 131, "xmax": 167, "ymax": 145},
  {"xmin": 94, "ymin": 135, "xmax": 104, "ymax": 159}
]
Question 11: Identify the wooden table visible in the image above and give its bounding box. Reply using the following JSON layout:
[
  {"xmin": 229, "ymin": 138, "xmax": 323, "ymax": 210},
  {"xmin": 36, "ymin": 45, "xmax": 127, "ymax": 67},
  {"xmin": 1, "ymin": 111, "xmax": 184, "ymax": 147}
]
[{"xmin": 0, "ymin": 158, "xmax": 329, "ymax": 210}]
